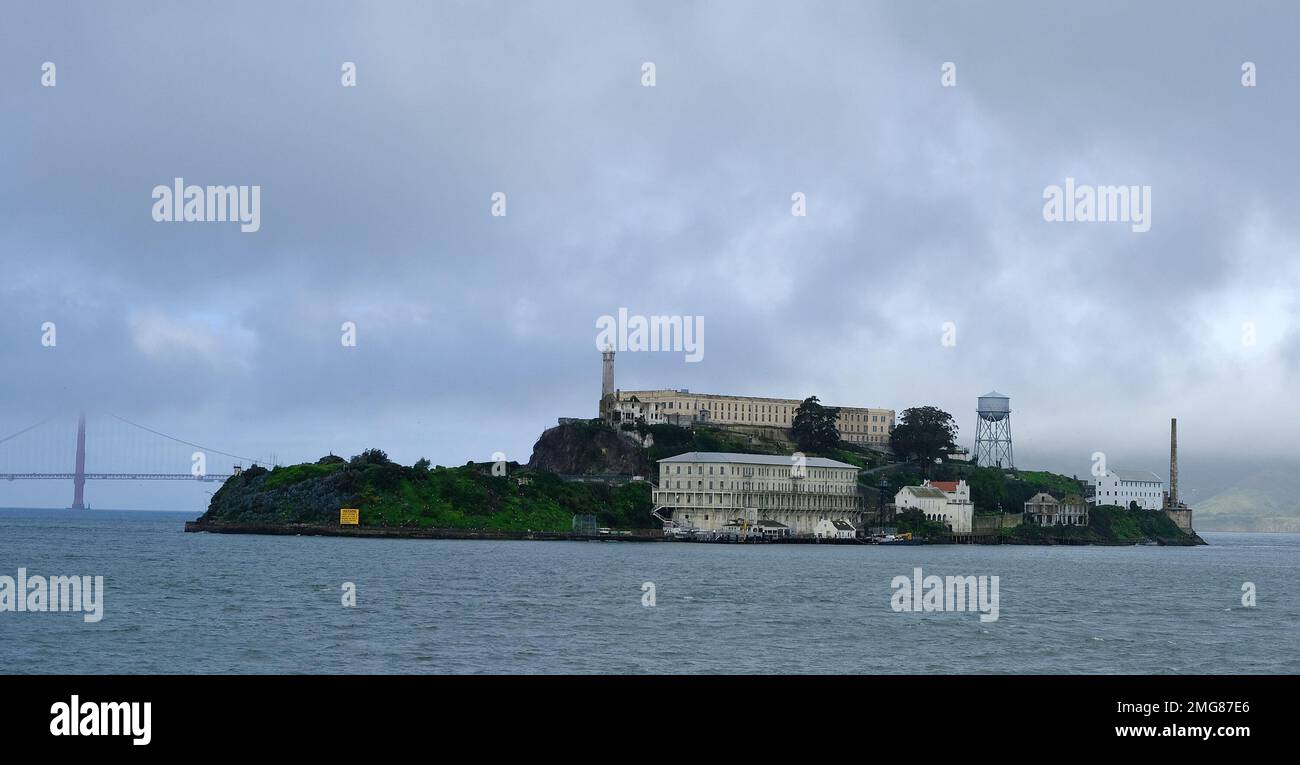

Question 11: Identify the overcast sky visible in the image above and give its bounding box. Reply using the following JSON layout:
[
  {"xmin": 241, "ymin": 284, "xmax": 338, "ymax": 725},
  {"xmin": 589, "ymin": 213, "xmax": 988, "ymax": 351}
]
[{"xmin": 2, "ymin": 1, "xmax": 1298, "ymax": 510}]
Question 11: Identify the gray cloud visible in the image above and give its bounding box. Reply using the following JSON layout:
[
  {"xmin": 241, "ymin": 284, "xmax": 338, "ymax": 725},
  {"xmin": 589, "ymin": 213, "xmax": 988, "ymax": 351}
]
[{"xmin": 2, "ymin": 1, "xmax": 1298, "ymax": 509}]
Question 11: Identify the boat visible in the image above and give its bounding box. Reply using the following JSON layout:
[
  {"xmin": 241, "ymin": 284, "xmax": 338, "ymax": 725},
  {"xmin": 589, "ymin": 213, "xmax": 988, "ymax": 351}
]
[{"xmin": 873, "ymin": 532, "xmax": 924, "ymax": 546}]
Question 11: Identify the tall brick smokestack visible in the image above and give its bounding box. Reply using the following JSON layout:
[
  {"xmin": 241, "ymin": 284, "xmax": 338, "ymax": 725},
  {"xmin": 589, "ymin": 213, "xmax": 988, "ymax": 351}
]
[{"xmin": 1169, "ymin": 417, "xmax": 1178, "ymax": 506}]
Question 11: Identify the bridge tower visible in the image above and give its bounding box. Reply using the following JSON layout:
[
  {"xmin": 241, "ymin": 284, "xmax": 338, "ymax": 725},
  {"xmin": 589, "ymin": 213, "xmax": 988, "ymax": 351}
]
[{"xmin": 71, "ymin": 411, "xmax": 86, "ymax": 509}]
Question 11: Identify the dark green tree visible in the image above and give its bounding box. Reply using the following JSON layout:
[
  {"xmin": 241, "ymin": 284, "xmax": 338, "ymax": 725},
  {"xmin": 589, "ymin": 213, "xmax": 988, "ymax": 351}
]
[
  {"xmin": 966, "ymin": 466, "xmax": 1008, "ymax": 513},
  {"xmin": 890, "ymin": 406, "xmax": 959, "ymax": 475},
  {"xmin": 791, "ymin": 396, "xmax": 841, "ymax": 453},
  {"xmin": 351, "ymin": 448, "xmax": 391, "ymax": 466}
]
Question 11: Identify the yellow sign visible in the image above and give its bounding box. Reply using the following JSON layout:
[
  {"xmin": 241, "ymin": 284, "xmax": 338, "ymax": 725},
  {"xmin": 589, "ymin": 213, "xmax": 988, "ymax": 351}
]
[{"xmin": 339, "ymin": 508, "xmax": 360, "ymax": 526}]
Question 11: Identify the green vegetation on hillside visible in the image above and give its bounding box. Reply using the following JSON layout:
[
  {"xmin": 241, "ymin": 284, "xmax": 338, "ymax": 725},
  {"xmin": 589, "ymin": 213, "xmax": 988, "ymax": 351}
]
[
  {"xmin": 201, "ymin": 451, "xmax": 653, "ymax": 531},
  {"xmin": 1007, "ymin": 504, "xmax": 1196, "ymax": 545},
  {"xmin": 860, "ymin": 460, "xmax": 1086, "ymax": 514},
  {"xmin": 1085, "ymin": 504, "xmax": 1189, "ymax": 541},
  {"xmin": 965, "ymin": 467, "xmax": 1087, "ymax": 514}
]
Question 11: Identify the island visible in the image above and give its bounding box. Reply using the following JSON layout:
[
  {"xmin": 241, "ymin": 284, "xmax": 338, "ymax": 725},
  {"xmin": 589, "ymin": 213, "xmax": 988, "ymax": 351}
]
[{"xmin": 186, "ymin": 419, "xmax": 1205, "ymax": 546}]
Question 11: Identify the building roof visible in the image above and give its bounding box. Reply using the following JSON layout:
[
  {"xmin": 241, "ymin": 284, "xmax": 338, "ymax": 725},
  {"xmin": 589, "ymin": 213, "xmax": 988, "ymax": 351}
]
[
  {"xmin": 1025, "ymin": 492, "xmax": 1058, "ymax": 505},
  {"xmin": 831, "ymin": 519, "xmax": 855, "ymax": 531},
  {"xmin": 755, "ymin": 519, "xmax": 788, "ymax": 528},
  {"xmin": 1109, "ymin": 469, "xmax": 1164, "ymax": 483},
  {"xmin": 658, "ymin": 452, "xmax": 858, "ymax": 469},
  {"xmin": 618, "ymin": 389, "xmax": 893, "ymax": 413},
  {"xmin": 899, "ymin": 485, "xmax": 948, "ymax": 499},
  {"xmin": 926, "ymin": 480, "xmax": 960, "ymax": 493}
]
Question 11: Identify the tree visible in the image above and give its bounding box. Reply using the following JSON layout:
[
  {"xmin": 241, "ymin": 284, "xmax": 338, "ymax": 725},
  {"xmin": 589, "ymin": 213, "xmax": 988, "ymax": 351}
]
[
  {"xmin": 791, "ymin": 396, "xmax": 841, "ymax": 453},
  {"xmin": 890, "ymin": 406, "xmax": 959, "ymax": 475},
  {"xmin": 351, "ymin": 448, "xmax": 391, "ymax": 466},
  {"xmin": 966, "ymin": 466, "xmax": 1008, "ymax": 513}
]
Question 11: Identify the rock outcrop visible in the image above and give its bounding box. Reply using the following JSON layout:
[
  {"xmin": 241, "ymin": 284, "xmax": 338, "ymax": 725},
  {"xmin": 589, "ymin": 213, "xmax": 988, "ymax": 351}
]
[{"xmin": 527, "ymin": 421, "xmax": 649, "ymax": 476}]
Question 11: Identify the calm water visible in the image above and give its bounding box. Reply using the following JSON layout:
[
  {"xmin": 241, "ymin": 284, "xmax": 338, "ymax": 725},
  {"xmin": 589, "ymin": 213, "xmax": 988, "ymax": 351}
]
[{"xmin": 0, "ymin": 508, "xmax": 1296, "ymax": 674}]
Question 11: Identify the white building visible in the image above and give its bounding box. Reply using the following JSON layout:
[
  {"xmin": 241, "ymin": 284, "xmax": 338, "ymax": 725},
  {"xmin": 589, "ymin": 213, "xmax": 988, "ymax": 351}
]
[
  {"xmin": 753, "ymin": 519, "xmax": 791, "ymax": 539},
  {"xmin": 653, "ymin": 452, "xmax": 861, "ymax": 535},
  {"xmin": 924, "ymin": 479, "xmax": 970, "ymax": 504},
  {"xmin": 814, "ymin": 518, "xmax": 856, "ymax": 540},
  {"xmin": 1088, "ymin": 469, "xmax": 1165, "ymax": 510},
  {"xmin": 895, "ymin": 479, "xmax": 974, "ymax": 533}
]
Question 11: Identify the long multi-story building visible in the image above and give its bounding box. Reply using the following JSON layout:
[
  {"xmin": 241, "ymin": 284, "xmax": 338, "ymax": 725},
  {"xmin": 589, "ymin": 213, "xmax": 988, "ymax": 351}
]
[
  {"xmin": 1087, "ymin": 469, "xmax": 1165, "ymax": 510},
  {"xmin": 652, "ymin": 452, "xmax": 862, "ymax": 535},
  {"xmin": 598, "ymin": 350, "xmax": 894, "ymax": 446}
]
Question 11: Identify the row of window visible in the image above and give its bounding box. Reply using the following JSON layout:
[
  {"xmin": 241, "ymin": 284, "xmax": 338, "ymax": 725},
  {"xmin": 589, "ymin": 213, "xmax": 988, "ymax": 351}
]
[
  {"xmin": 664, "ymin": 493, "xmax": 856, "ymax": 507},
  {"xmin": 668, "ymin": 464, "xmax": 854, "ymax": 480},
  {"xmin": 660, "ymin": 480, "xmax": 856, "ymax": 494},
  {"xmin": 645, "ymin": 398, "xmax": 891, "ymax": 423}
]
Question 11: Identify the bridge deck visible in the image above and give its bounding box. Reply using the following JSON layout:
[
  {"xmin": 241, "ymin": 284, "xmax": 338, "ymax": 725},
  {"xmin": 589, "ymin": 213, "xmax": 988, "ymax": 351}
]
[{"xmin": 0, "ymin": 473, "xmax": 233, "ymax": 481}]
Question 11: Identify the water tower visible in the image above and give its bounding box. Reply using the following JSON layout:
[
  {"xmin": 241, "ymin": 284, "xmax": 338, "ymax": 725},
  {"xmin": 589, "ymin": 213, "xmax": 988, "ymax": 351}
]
[{"xmin": 973, "ymin": 391, "xmax": 1014, "ymax": 469}]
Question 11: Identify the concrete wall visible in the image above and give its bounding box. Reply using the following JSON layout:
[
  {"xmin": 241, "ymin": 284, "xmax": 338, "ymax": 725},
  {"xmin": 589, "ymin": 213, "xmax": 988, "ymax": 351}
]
[
  {"xmin": 972, "ymin": 515, "xmax": 1001, "ymax": 533},
  {"xmin": 1165, "ymin": 508, "xmax": 1194, "ymax": 532},
  {"xmin": 972, "ymin": 513, "xmax": 1022, "ymax": 533}
]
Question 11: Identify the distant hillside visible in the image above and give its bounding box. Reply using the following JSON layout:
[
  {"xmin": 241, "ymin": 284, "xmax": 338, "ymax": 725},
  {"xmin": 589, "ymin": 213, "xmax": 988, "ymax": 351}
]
[{"xmin": 1195, "ymin": 467, "xmax": 1300, "ymax": 532}]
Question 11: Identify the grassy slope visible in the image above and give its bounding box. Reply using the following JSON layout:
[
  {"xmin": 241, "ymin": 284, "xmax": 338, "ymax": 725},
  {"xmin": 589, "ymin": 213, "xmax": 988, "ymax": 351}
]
[
  {"xmin": 1009, "ymin": 504, "xmax": 1197, "ymax": 544},
  {"xmin": 203, "ymin": 459, "xmax": 653, "ymax": 531}
]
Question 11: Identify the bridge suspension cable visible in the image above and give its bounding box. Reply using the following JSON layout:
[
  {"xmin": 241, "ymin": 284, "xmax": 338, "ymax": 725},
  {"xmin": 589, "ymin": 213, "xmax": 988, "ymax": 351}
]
[
  {"xmin": 106, "ymin": 413, "xmax": 269, "ymax": 465},
  {"xmin": 0, "ymin": 415, "xmax": 59, "ymax": 446}
]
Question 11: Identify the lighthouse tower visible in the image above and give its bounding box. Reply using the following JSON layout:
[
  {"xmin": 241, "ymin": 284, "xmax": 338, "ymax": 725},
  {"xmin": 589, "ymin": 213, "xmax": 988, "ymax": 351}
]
[{"xmin": 599, "ymin": 346, "xmax": 617, "ymax": 418}]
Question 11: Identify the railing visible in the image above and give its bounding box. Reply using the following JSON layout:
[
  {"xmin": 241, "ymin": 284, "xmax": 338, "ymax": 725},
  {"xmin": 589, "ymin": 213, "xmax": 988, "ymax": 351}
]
[{"xmin": 0, "ymin": 472, "xmax": 233, "ymax": 481}]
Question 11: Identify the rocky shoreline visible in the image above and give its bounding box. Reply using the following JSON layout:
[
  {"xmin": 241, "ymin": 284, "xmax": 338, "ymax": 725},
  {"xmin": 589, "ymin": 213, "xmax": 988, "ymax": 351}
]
[
  {"xmin": 183, "ymin": 520, "xmax": 670, "ymax": 542},
  {"xmin": 183, "ymin": 519, "xmax": 1205, "ymax": 546}
]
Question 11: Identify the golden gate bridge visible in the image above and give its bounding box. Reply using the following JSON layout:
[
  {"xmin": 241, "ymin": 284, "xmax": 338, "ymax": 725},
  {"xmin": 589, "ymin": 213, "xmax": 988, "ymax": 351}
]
[{"xmin": 0, "ymin": 411, "xmax": 275, "ymax": 508}]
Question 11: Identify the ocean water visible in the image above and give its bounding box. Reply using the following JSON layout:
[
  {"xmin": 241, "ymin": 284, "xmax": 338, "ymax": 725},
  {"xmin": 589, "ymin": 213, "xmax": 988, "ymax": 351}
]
[{"xmin": 0, "ymin": 508, "xmax": 1296, "ymax": 674}]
